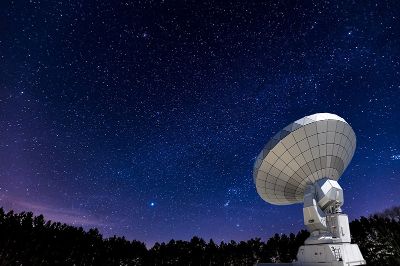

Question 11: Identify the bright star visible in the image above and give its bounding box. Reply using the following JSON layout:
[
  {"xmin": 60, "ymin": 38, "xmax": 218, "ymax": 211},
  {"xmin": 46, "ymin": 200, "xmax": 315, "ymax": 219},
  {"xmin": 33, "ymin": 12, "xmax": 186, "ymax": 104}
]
[
  {"xmin": 391, "ymin": 155, "xmax": 400, "ymax": 160},
  {"xmin": 150, "ymin": 202, "xmax": 155, "ymax": 207}
]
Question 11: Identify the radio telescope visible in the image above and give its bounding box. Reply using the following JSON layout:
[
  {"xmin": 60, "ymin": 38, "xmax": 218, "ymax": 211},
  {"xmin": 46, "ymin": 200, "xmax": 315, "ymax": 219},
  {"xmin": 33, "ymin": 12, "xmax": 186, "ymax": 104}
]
[{"xmin": 254, "ymin": 113, "xmax": 365, "ymax": 265}]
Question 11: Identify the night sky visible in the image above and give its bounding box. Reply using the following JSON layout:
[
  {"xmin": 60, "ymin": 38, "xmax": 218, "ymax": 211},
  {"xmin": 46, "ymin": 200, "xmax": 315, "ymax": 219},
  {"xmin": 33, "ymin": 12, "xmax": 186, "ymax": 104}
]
[{"xmin": 1, "ymin": 1, "xmax": 399, "ymax": 246}]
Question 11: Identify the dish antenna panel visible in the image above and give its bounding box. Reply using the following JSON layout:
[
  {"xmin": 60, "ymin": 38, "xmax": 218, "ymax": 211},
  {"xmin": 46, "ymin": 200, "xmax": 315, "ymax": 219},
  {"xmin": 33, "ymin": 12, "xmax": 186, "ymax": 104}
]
[{"xmin": 254, "ymin": 113, "xmax": 365, "ymax": 266}]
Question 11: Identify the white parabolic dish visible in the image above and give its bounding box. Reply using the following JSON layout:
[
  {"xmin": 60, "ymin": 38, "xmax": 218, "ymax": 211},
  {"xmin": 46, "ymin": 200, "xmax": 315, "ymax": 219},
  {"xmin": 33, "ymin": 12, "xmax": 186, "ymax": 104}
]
[{"xmin": 253, "ymin": 113, "xmax": 356, "ymax": 205}]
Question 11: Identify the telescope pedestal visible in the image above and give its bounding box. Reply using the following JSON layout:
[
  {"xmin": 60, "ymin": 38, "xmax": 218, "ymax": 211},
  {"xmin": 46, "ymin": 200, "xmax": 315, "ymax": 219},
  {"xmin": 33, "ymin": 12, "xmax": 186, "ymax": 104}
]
[
  {"xmin": 296, "ymin": 213, "xmax": 365, "ymax": 265},
  {"xmin": 257, "ymin": 243, "xmax": 365, "ymax": 266},
  {"xmin": 257, "ymin": 214, "xmax": 365, "ymax": 265},
  {"xmin": 296, "ymin": 243, "xmax": 365, "ymax": 266}
]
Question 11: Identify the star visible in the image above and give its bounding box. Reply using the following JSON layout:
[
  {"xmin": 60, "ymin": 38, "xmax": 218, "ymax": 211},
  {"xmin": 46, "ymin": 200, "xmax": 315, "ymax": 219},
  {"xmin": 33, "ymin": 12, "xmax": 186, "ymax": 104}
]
[
  {"xmin": 224, "ymin": 200, "xmax": 230, "ymax": 207},
  {"xmin": 391, "ymin": 155, "xmax": 400, "ymax": 160}
]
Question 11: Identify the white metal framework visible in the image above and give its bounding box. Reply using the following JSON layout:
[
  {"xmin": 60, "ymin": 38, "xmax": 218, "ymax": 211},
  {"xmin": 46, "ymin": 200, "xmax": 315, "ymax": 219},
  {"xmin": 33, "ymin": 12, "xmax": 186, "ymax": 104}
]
[{"xmin": 254, "ymin": 113, "xmax": 356, "ymax": 205}]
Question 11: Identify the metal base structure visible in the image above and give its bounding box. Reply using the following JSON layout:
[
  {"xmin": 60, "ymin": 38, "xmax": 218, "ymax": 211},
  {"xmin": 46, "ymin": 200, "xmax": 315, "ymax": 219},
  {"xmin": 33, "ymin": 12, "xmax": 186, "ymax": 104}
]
[
  {"xmin": 256, "ymin": 214, "xmax": 366, "ymax": 266},
  {"xmin": 256, "ymin": 243, "xmax": 365, "ymax": 266},
  {"xmin": 295, "ymin": 243, "xmax": 366, "ymax": 265},
  {"xmin": 257, "ymin": 212, "xmax": 366, "ymax": 266},
  {"xmin": 296, "ymin": 211, "xmax": 365, "ymax": 265}
]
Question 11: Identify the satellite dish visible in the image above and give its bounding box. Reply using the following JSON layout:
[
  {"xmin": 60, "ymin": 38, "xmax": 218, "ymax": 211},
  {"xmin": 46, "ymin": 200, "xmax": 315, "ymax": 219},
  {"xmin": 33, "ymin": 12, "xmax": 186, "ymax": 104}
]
[
  {"xmin": 253, "ymin": 113, "xmax": 356, "ymax": 205},
  {"xmin": 253, "ymin": 113, "xmax": 365, "ymax": 265}
]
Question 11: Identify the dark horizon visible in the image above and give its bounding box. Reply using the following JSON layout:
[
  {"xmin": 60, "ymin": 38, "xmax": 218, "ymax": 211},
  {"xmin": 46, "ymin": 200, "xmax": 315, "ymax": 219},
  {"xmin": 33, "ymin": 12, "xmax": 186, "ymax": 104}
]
[
  {"xmin": 1, "ymin": 203, "xmax": 399, "ymax": 249},
  {"xmin": 0, "ymin": 205, "xmax": 398, "ymax": 265},
  {"xmin": 1, "ymin": 1, "xmax": 400, "ymax": 246}
]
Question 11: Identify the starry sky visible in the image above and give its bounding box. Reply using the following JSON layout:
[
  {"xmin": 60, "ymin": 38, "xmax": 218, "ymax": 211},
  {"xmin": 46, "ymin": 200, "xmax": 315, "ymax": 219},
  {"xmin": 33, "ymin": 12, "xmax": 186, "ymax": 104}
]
[{"xmin": 1, "ymin": 1, "xmax": 399, "ymax": 246}]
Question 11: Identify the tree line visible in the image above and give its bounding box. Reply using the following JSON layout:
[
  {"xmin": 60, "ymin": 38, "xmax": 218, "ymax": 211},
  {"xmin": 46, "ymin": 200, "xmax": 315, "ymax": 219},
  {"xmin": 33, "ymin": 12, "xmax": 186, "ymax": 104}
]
[{"xmin": 0, "ymin": 207, "xmax": 398, "ymax": 265}]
